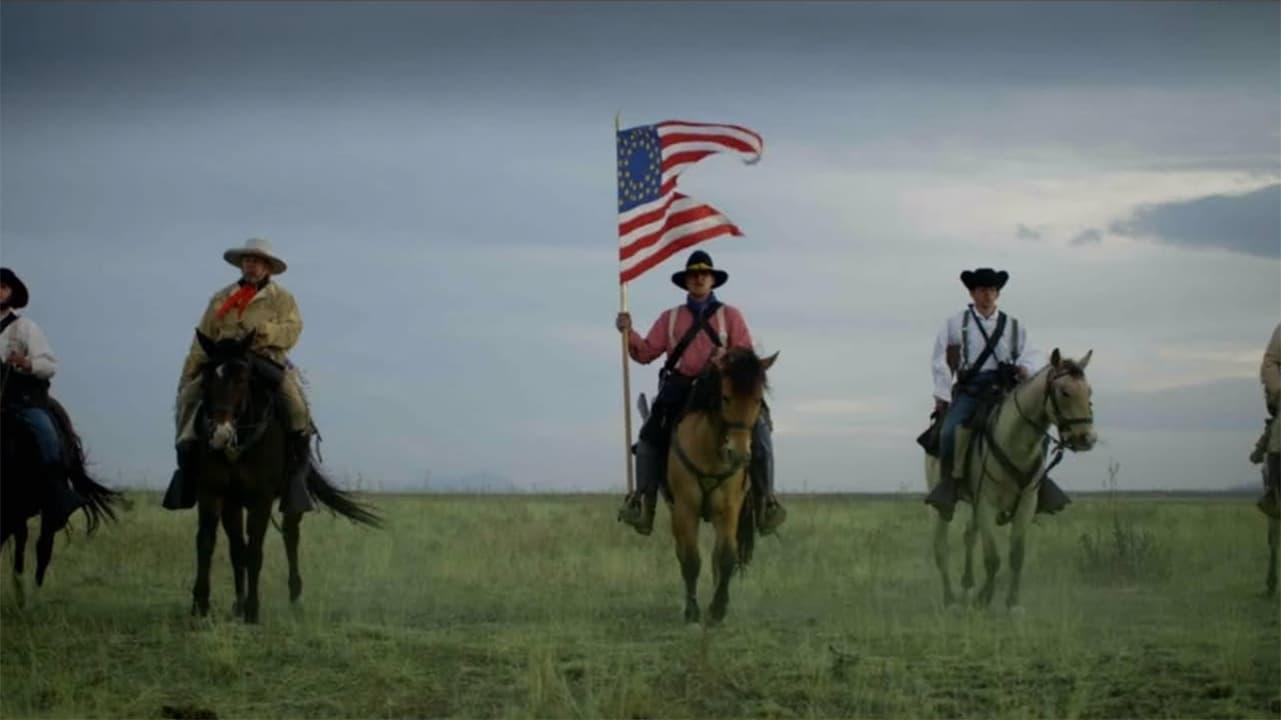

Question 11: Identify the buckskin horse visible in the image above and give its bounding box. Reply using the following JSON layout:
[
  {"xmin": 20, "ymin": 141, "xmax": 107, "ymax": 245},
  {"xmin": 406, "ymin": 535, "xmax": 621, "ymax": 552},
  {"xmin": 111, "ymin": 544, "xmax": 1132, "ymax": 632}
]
[
  {"xmin": 1, "ymin": 388, "xmax": 120, "ymax": 605},
  {"xmin": 666, "ymin": 348, "xmax": 777, "ymax": 625},
  {"xmin": 925, "ymin": 349, "xmax": 1096, "ymax": 611},
  {"xmin": 186, "ymin": 331, "xmax": 379, "ymax": 623}
]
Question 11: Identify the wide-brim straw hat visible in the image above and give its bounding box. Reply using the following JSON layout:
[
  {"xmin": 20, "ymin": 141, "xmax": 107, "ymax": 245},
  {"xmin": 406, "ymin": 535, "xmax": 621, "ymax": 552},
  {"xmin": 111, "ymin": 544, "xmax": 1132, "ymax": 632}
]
[{"xmin": 223, "ymin": 237, "xmax": 287, "ymax": 275}]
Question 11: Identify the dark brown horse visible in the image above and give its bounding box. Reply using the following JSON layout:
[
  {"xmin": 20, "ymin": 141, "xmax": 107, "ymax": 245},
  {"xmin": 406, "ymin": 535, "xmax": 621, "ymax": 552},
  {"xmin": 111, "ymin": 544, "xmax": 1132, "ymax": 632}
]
[
  {"xmin": 1, "ymin": 395, "xmax": 120, "ymax": 604},
  {"xmin": 188, "ymin": 331, "xmax": 379, "ymax": 623},
  {"xmin": 667, "ymin": 348, "xmax": 777, "ymax": 625}
]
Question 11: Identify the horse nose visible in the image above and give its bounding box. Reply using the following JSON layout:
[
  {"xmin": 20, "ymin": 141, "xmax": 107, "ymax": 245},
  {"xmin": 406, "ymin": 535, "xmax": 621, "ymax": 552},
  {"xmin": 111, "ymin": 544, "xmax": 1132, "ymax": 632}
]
[
  {"xmin": 209, "ymin": 422, "xmax": 236, "ymax": 450},
  {"xmin": 1071, "ymin": 432, "xmax": 1096, "ymax": 451}
]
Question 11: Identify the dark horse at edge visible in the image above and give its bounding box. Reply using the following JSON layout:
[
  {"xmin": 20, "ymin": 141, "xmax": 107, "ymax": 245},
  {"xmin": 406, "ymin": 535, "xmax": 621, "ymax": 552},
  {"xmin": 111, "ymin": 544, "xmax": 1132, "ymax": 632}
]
[
  {"xmin": 186, "ymin": 331, "xmax": 380, "ymax": 623},
  {"xmin": 1, "ymin": 390, "xmax": 121, "ymax": 603}
]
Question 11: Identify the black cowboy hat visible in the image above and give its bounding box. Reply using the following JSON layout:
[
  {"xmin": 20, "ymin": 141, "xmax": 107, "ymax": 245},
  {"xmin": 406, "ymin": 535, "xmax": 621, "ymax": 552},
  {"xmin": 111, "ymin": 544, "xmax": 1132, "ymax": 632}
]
[
  {"xmin": 671, "ymin": 250, "xmax": 728, "ymax": 290},
  {"xmin": 960, "ymin": 267, "xmax": 1009, "ymax": 291},
  {"xmin": 0, "ymin": 267, "xmax": 29, "ymax": 309}
]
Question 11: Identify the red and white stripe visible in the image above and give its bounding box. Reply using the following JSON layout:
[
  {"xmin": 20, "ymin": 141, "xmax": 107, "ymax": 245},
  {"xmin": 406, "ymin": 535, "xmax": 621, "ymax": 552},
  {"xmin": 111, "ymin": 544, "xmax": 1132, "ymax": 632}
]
[{"xmin": 619, "ymin": 121, "xmax": 763, "ymax": 283}]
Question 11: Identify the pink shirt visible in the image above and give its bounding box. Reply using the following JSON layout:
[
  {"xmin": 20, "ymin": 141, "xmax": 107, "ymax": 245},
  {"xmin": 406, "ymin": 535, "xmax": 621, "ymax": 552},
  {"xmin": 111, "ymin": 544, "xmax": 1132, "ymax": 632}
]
[{"xmin": 628, "ymin": 303, "xmax": 753, "ymax": 377}]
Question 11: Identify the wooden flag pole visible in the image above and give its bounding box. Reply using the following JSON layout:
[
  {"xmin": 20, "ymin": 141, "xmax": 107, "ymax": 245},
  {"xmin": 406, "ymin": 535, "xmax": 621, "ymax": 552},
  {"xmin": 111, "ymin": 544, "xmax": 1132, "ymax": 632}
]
[{"xmin": 616, "ymin": 111, "xmax": 636, "ymax": 496}]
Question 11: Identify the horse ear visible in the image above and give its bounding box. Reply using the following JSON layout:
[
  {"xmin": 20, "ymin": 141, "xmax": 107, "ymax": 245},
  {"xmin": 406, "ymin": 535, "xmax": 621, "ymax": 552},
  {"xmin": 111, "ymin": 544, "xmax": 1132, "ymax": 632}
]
[
  {"xmin": 1078, "ymin": 349, "xmax": 1092, "ymax": 370},
  {"xmin": 196, "ymin": 329, "xmax": 217, "ymax": 357},
  {"xmin": 1050, "ymin": 348, "xmax": 1061, "ymax": 368},
  {"xmin": 238, "ymin": 330, "xmax": 256, "ymax": 352},
  {"xmin": 761, "ymin": 351, "xmax": 779, "ymax": 371}
]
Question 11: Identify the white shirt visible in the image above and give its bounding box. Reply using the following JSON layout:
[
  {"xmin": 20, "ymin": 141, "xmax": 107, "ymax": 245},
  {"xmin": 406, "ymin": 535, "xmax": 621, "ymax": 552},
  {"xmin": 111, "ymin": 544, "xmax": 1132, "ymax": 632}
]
[
  {"xmin": 931, "ymin": 305, "xmax": 1043, "ymax": 402},
  {"xmin": 0, "ymin": 309, "xmax": 57, "ymax": 380}
]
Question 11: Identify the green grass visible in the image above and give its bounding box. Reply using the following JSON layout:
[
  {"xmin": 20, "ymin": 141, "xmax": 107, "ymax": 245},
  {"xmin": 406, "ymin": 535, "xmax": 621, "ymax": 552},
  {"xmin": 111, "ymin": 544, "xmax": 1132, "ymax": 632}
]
[{"xmin": 2, "ymin": 494, "xmax": 1278, "ymax": 719}]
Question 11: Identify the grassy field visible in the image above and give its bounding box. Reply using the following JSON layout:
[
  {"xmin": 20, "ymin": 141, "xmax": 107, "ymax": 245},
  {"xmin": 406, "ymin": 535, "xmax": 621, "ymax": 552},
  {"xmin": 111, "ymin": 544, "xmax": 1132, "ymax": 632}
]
[{"xmin": 1, "ymin": 493, "xmax": 1278, "ymax": 719}]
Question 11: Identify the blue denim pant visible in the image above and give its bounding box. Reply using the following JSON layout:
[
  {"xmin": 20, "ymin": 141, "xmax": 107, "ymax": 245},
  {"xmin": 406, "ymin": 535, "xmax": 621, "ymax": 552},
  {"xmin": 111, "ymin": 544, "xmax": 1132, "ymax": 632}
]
[
  {"xmin": 939, "ymin": 371, "xmax": 999, "ymax": 467},
  {"xmin": 14, "ymin": 406, "xmax": 62, "ymax": 466}
]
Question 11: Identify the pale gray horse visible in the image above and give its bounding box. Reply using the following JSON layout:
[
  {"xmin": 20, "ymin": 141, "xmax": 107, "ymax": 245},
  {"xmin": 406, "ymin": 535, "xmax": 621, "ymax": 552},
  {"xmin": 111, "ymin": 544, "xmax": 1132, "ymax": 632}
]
[{"xmin": 925, "ymin": 349, "xmax": 1096, "ymax": 610}]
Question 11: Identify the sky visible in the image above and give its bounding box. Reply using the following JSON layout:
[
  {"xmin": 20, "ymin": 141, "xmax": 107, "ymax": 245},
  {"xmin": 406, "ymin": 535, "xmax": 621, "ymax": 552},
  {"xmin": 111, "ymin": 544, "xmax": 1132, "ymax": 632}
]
[{"xmin": 2, "ymin": 1, "xmax": 1278, "ymax": 494}]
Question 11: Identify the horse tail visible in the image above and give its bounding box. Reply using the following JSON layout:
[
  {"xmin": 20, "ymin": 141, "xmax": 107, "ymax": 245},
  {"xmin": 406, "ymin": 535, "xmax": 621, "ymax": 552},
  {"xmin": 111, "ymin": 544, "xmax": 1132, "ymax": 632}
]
[
  {"xmin": 736, "ymin": 485, "xmax": 758, "ymax": 569},
  {"xmin": 46, "ymin": 398, "xmax": 121, "ymax": 535},
  {"xmin": 305, "ymin": 467, "xmax": 382, "ymax": 528}
]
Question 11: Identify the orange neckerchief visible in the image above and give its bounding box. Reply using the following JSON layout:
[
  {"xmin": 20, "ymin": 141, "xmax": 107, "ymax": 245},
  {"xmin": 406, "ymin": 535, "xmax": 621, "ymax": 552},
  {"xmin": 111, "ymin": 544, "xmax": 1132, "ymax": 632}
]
[{"xmin": 215, "ymin": 283, "xmax": 260, "ymax": 319}]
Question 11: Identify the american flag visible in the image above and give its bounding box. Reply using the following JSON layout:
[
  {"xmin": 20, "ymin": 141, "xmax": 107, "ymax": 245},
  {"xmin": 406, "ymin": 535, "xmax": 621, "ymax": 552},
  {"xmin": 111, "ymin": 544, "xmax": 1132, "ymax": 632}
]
[{"xmin": 616, "ymin": 120, "xmax": 763, "ymax": 283}]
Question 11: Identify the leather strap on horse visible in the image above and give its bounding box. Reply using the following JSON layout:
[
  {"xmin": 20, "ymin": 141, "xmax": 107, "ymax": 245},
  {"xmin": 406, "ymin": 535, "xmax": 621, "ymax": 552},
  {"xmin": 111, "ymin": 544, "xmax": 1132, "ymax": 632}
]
[
  {"xmin": 662, "ymin": 302, "xmax": 724, "ymax": 379},
  {"xmin": 980, "ymin": 370, "xmax": 1077, "ymax": 491},
  {"xmin": 978, "ymin": 419, "xmax": 1046, "ymax": 490},
  {"xmin": 672, "ymin": 435, "xmax": 747, "ymax": 493}
]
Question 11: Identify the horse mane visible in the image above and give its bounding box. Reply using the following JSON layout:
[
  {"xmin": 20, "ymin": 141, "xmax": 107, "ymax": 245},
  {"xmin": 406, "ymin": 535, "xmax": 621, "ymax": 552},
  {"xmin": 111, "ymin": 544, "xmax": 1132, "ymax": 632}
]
[
  {"xmin": 723, "ymin": 347, "xmax": 769, "ymax": 397},
  {"xmin": 684, "ymin": 348, "xmax": 769, "ymax": 417}
]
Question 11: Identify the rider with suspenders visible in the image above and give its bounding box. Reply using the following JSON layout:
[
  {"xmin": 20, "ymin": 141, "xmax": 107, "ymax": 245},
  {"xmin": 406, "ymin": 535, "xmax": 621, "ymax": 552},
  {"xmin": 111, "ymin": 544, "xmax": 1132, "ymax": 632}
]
[
  {"xmin": 0, "ymin": 267, "xmax": 85, "ymax": 532},
  {"xmin": 926, "ymin": 267, "xmax": 1047, "ymax": 521},
  {"xmin": 615, "ymin": 251, "xmax": 786, "ymax": 536}
]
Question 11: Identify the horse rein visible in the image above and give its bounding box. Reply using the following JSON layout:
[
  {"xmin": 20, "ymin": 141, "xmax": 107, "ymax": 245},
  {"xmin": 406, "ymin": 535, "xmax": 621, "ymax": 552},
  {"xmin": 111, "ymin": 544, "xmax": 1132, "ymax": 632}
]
[
  {"xmin": 203, "ymin": 358, "xmax": 275, "ymax": 461},
  {"xmin": 981, "ymin": 367, "xmax": 1092, "ymax": 491},
  {"xmin": 1012, "ymin": 368, "xmax": 1094, "ymax": 450},
  {"xmin": 671, "ymin": 411, "xmax": 755, "ymax": 492}
]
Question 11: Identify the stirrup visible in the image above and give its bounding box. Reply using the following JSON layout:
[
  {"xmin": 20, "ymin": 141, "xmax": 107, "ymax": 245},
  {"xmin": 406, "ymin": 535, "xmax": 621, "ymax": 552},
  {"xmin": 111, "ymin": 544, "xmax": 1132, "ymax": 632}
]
[
  {"xmin": 617, "ymin": 494, "xmax": 642, "ymax": 523},
  {"xmin": 759, "ymin": 500, "xmax": 786, "ymax": 535}
]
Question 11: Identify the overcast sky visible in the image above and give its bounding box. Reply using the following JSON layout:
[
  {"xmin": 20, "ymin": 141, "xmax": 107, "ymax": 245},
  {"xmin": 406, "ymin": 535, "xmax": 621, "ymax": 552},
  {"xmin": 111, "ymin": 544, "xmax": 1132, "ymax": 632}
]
[{"xmin": 2, "ymin": 1, "xmax": 1277, "ymax": 493}]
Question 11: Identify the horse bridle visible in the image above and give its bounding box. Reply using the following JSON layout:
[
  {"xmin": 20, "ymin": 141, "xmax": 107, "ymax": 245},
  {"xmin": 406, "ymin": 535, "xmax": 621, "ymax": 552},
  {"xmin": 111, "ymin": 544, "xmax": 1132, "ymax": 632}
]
[
  {"xmin": 203, "ymin": 357, "xmax": 274, "ymax": 460},
  {"xmin": 1043, "ymin": 369, "xmax": 1095, "ymax": 441},
  {"xmin": 1012, "ymin": 368, "xmax": 1093, "ymax": 441},
  {"xmin": 978, "ymin": 367, "xmax": 1094, "ymax": 491},
  {"xmin": 672, "ymin": 405, "xmax": 757, "ymax": 492}
]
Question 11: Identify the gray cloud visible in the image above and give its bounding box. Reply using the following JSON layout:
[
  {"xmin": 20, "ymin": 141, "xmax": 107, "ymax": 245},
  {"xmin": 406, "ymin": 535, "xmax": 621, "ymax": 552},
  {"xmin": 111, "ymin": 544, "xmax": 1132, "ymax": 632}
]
[
  {"xmin": 1016, "ymin": 224, "xmax": 1042, "ymax": 241},
  {"xmin": 1109, "ymin": 184, "xmax": 1280, "ymax": 258},
  {"xmin": 1070, "ymin": 228, "xmax": 1103, "ymax": 246},
  {"xmin": 1100, "ymin": 378, "xmax": 1261, "ymax": 432}
]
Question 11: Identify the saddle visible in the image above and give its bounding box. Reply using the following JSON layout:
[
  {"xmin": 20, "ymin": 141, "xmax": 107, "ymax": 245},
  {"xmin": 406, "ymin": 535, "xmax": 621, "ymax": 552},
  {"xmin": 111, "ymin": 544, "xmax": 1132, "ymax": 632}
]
[
  {"xmin": 1, "ymin": 394, "xmax": 77, "ymax": 468},
  {"xmin": 915, "ymin": 385, "xmax": 1006, "ymax": 460}
]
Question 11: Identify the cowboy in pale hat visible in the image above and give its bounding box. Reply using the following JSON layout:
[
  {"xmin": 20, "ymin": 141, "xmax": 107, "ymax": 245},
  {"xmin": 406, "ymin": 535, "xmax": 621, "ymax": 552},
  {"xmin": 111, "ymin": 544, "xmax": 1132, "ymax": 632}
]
[
  {"xmin": 614, "ymin": 250, "xmax": 786, "ymax": 536},
  {"xmin": 925, "ymin": 267, "xmax": 1071, "ymax": 520},
  {"xmin": 163, "ymin": 238, "xmax": 315, "ymax": 513},
  {"xmin": 1, "ymin": 267, "xmax": 87, "ymax": 531}
]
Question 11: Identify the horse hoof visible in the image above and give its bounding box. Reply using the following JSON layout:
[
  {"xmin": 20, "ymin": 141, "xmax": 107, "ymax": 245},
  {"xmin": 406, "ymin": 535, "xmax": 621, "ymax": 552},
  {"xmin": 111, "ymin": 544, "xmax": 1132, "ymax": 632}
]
[
  {"xmin": 708, "ymin": 602, "xmax": 728, "ymax": 625},
  {"xmin": 684, "ymin": 604, "xmax": 700, "ymax": 624}
]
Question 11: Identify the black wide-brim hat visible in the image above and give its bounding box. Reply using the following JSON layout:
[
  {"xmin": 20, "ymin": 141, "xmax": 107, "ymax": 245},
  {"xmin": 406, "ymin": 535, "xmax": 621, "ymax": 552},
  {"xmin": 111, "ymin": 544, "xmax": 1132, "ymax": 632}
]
[
  {"xmin": 960, "ymin": 267, "xmax": 1009, "ymax": 291},
  {"xmin": 0, "ymin": 267, "xmax": 29, "ymax": 309},
  {"xmin": 671, "ymin": 250, "xmax": 728, "ymax": 289}
]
